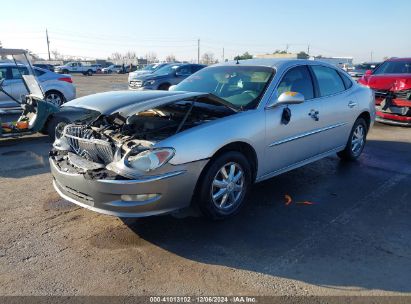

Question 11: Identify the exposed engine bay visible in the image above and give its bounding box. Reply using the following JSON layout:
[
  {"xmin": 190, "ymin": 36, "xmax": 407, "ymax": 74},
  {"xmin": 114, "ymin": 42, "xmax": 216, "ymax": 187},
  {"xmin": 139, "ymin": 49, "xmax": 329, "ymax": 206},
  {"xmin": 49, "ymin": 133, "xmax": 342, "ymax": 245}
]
[{"xmin": 51, "ymin": 97, "xmax": 236, "ymax": 178}]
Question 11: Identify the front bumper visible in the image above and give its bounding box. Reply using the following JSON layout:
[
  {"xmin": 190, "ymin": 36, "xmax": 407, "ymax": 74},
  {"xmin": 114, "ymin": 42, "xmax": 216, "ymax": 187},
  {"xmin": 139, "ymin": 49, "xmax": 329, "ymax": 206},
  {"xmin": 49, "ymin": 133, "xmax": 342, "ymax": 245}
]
[
  {"xmin": 50, "ymin": 157, "xmax": 208, "ymax": 217},
  {"xmin": 376, "ymin": 111, "xmax": 411, "ymax": 126}
]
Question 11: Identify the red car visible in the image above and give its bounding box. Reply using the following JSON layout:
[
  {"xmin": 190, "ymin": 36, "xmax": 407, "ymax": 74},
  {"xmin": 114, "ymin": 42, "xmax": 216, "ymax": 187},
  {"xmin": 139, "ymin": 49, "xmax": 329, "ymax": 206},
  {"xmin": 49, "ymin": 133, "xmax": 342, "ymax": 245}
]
[{"xmin": 358, "ymin": 57, "xmax": 411, "ymax": 126}]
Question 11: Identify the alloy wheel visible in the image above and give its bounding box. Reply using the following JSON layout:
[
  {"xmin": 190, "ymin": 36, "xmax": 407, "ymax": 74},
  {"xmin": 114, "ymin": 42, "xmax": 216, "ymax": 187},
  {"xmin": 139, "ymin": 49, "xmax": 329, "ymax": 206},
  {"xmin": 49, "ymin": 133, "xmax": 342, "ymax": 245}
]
[
  {"xmin": 45, "ymin": 93, "xmax": 63, "ymax": 106},
  {"xmin": 211, "ymin": 162, "xmax": 245, "ymax": 211},
  {"xmin": 351, "ymin": 124, "xmax": 365, "ymax": 155}
]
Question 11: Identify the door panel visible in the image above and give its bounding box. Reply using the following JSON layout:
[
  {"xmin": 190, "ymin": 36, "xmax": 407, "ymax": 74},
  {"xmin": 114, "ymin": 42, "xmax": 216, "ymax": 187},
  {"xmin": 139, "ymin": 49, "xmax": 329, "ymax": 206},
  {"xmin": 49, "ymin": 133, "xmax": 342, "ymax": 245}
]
[
  {"xmin": 309, "ymin": 65, "xmax": 357, "ymax": 153},
  {"xmin": 264, "ymin": 100, "xmax": 323, "ymax": 176}
]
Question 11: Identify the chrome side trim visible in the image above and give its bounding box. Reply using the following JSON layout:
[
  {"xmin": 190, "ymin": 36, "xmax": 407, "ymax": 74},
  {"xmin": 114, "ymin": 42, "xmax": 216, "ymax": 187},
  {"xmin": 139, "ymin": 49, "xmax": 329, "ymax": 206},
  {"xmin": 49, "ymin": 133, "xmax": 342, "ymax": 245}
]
[
  {"xmin": 269, "ymin": 122, "xmax": 347, "ymax": 147},
  {"xmin": 97, "ymin": 170, "xmax": 186, "ymax": 184}
]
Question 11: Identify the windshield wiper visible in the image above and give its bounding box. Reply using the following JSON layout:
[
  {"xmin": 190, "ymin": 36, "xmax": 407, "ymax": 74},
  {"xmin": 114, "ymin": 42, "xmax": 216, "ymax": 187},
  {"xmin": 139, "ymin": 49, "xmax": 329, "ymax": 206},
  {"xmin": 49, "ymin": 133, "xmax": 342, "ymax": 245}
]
[{"xmin": 208, "ymin": 93, "xmax": 242, "ymax": 112}]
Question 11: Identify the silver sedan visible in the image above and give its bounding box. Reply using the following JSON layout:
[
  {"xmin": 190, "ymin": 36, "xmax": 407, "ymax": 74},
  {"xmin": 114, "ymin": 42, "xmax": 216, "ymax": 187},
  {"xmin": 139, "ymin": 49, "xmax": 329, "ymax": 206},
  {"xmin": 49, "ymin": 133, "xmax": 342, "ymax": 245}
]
[
  {"xmin": 49, "ymin": 59, "xmax": 375, "ymax": 219},
  {"xmin": 0, "ymin": 63, "xmax": 76, "ymax": 111}
]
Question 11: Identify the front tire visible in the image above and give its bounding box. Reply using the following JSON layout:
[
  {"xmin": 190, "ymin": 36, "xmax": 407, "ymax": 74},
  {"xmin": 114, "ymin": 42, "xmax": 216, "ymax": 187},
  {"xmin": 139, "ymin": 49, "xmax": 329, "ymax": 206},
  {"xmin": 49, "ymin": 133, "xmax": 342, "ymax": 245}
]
[
  {"xmin": 337, "ymin": 118, "xmax": 367, "ymax": 161},
  {"xmin": 87, "ymin": 69, "xmax": 93, "ymax": 76},
  {"xmin": 46, "ymin": 116, "xmax": 70, "ymax": 141},
  {"xmin": 197, "ymin": 151, "xmax": 251, "ymax": 220}
]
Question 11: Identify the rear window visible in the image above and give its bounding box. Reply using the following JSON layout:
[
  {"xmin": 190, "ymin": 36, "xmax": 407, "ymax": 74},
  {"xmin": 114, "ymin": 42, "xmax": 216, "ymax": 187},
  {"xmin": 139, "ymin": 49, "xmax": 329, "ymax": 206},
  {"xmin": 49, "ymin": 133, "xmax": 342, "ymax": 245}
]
[{"xmin": 338, "ymin": 71, "xmax": 353, "ymax": 89}]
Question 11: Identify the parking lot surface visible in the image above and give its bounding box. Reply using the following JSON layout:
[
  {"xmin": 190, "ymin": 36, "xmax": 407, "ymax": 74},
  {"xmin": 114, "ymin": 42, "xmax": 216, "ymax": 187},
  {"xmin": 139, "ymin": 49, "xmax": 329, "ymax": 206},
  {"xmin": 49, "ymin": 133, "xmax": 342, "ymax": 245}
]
[{"xmin": 0, "ymin": 75, "xmax": 410, "ymax": 296}]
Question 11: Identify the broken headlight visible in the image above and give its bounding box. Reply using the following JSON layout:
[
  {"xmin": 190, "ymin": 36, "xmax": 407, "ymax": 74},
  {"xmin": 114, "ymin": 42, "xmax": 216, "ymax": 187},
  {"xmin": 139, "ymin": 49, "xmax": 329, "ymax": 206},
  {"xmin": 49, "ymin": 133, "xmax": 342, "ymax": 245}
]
[{"xmin": 125, "ymin": 148, "xmax": 175, "ymax": 172}]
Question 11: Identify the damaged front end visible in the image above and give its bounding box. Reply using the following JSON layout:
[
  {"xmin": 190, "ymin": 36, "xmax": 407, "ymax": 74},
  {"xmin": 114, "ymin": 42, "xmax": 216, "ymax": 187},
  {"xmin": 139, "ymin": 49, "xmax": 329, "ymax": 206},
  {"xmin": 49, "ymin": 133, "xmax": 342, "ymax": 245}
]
[
  {"xmin": 50, "ymin": 95, "xmax": 236, "ymax": 180},
  {"xmin": 49, "ymin": 95, "xmax": 236, "ymax": 216},
  {"xmin": 375, "ymin": 88, "xmax": 411, "ymax": 126}
]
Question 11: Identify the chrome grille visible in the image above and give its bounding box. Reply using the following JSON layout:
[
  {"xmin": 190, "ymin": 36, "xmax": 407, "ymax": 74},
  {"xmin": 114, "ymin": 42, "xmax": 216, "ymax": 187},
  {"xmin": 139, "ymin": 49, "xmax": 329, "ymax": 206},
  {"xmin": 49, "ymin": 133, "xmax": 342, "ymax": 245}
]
[{"xmin": 63, "ymin": 125, "xmax": 114, "ymax": 164}]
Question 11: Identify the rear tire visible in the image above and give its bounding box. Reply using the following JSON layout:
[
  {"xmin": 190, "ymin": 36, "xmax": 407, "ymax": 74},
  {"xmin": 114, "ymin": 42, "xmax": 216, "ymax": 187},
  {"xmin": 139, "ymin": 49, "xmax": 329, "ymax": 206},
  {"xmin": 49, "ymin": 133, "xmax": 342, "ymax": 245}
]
[
  {"xmin": 45, "ymin": 91, "xmax": 64, "ymax": 106},
  {"xmin": 196, "ymin": 151, "xmax": 251, "ymax": 220},
  {"xmin": 337, "ymin": 118, "xmax": 368, "ymax": 161}
]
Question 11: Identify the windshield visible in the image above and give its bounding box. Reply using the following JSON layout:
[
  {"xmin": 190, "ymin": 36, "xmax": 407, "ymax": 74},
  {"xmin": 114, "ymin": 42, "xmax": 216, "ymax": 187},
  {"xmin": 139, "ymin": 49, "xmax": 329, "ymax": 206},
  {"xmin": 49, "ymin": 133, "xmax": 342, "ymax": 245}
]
[
  {"xmin": 173, "ymin": 65, "xmax": 274, "ymax": 109},
  {"xmin": 373, "ymin": 61, "xmax": 411, "ymax": 75},
  {"xmin": 153, "ymin": 64, "xmax": 180, "ymax": 76},
  {"xmin": 143, "ymin": 64, "xmax": 159, "ymax": 71}
]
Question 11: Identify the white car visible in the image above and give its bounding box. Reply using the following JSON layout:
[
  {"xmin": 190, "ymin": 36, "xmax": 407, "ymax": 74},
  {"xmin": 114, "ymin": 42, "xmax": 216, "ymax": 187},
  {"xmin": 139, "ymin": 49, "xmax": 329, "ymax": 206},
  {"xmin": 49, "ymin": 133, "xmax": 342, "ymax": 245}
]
[
  {"xmin": 102, "ymin": 65, "xmax": 123, "ymax": 74},
  {"xmin": 54, "ymin": 62, "xmax": 96, "ymax": 76}
]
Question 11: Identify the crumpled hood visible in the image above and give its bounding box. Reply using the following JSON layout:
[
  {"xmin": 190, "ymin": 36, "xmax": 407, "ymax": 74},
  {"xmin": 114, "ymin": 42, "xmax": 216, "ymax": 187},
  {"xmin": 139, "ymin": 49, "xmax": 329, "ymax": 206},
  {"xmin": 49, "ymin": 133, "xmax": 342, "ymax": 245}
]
[
  {"xmin": 62, "ymin": 90, "xmax": 207, "ymax": 116},
  {"xmin": 362, "ymin": 74, "xmax": 411, "ymax": 91}
]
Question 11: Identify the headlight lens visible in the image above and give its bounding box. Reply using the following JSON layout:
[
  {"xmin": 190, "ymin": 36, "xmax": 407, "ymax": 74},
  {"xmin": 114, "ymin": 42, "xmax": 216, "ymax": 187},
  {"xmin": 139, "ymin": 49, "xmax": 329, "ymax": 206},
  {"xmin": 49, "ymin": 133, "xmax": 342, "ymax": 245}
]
[
  {"xmin": 144, "ymin": 79, "xmax": 156, "ymax": 86},
  {"xmin": 126, "ymin": 148, "xmax": 175, "ymax": 172}
]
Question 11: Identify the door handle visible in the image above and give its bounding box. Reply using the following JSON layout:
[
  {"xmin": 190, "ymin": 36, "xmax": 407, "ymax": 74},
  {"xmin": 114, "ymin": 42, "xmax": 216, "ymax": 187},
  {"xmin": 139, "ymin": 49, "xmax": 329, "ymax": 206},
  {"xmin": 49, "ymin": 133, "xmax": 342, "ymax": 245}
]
[
  {"xmin": 348, "ymin": 101, "xmax": 357, "ymax": 108},
  {"xmin": 308, "ymin": 109, "xmax": 319, "ymax": 121}
]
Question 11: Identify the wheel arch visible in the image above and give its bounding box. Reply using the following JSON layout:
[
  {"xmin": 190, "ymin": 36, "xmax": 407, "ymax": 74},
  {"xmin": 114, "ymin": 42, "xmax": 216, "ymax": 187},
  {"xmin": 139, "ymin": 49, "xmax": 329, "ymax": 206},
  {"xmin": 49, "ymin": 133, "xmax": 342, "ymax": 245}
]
[
  {"xmin": 358, "ymin": 111, "xmax": 371, "ymax": 130},
  {"xmin": 158, "ymin": 82, "xmax": 171, "ymax": 90},
  {"xmin": 196, "ymin": 141, "xmax": 258, "ymax": 189},
  {"xmin": 44, "ymin": 89, "xmax": 65, "ymax": 103}
]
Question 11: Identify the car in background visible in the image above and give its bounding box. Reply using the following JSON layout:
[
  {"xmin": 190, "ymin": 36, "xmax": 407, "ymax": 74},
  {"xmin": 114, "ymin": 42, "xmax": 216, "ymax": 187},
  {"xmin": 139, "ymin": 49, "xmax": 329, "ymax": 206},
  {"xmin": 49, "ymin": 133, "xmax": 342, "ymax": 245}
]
[
  {"xmin": 102, "ymin": 65, "xmax": 123, "ymax": 74},
  {"xmin": 90, "ymin": 64, "xmax": 103, "ymax": 73},
  {"xmin": 50, "ymin": 59, "xmax": 374, "ymax": 219},
  {"xmin": 54, "ymin": 62, "xmax": 96, "ymax": 76},
  {"xmin": 129, "ymin": 63, "xmax": 206, "ymax": 90},
  {"xmin": 358, "ymin": 57, "xmax": 411, "ymax": 126},
  {"xmin": 0, "ymin": 63, "xmax": 76, "ymax": 111},
  {"xmin": 128, "ymin": 63, "xmax": 169, "ymax": 83},
  {"xmin": 33, "ymin": 63, "xmax": 55, "ymax": 72},
  {"xmin": 348, "ymin": 62, "xmax": 381, "ymax": 80}
]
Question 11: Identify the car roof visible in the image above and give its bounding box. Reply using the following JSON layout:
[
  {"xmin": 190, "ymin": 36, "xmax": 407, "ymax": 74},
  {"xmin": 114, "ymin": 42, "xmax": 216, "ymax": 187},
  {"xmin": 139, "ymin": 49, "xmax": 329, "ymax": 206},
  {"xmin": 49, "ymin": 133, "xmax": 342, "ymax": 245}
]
[
  {"xmin": 386, "ymin": 57, "xmax": 411, "ymax": 62},
  {"xmin": 213, "ymin": 58, "xmax": 338, "ymax": 69}
]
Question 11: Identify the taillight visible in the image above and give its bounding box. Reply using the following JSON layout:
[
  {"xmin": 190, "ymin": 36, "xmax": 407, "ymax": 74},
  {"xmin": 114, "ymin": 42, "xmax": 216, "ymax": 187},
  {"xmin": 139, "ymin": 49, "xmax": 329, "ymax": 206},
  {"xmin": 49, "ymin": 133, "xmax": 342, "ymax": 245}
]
[{"xmin": 58, "ymin": 77, "xmax": 72, "ymax": 83}]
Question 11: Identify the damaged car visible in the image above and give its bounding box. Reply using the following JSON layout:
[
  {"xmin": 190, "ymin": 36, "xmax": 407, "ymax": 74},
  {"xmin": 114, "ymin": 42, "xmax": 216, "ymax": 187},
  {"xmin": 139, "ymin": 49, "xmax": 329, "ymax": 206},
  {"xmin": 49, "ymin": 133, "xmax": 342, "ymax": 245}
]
[
  {"xmin": 358, "ymin": 57, "xmax": 411, "ymax": 126},
  {"xmin": 50, "ymin": 59, "xmax": 375, "ymax": 219}
]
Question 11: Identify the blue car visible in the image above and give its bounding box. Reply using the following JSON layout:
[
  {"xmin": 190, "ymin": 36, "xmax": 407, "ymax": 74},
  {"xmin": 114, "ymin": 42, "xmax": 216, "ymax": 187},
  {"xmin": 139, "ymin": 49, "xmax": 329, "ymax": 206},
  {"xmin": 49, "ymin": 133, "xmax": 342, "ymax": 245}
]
[{"xmin": 128, "ymin": 63, "xmax": 206, "ymax": 90}]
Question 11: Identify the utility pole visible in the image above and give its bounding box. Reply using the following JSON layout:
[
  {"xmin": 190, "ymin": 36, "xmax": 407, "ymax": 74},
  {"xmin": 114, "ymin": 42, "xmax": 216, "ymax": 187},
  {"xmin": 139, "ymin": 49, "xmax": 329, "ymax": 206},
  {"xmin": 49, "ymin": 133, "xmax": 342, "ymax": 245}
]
[
  {"xmin": 198, "ymin": 39, "xmax": 200, "ymax": 64},
  {"xmin": 222, "ymin": 47, "xmax": 225, "ymax": 62},
  {"xmin": 286, "ymin": 43, "xmax": 289, "ymax": 53},
  {"xmin": 307, "ymin": 44, "xmax": 310, "ymax": 56},
  {"xmin": 46, "ymin": 29, "xmax": 51, "ymax": 60},
  {"xmin": 370, "ymin": 51, "xmax": 373, "ymax": 62}
]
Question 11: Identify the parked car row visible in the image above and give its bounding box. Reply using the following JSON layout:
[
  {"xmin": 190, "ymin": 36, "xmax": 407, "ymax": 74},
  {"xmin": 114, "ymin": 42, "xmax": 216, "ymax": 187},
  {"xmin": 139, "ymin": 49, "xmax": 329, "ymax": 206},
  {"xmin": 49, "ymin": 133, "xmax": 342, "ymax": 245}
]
[
  {"xmin": 348, "ymin": 62, "xmax": 381, "ymax": 80},
  {"xmin": 128, "ymin": 63, "xmax": 206, "ymax": 90}
]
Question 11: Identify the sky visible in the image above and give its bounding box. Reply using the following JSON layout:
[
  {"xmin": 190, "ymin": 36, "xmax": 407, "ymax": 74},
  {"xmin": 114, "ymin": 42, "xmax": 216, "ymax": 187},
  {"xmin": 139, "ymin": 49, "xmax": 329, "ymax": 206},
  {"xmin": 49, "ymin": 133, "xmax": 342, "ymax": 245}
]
[{"xmin": 1, "ymin": 0, "xmax": 410, "ymax": 63}]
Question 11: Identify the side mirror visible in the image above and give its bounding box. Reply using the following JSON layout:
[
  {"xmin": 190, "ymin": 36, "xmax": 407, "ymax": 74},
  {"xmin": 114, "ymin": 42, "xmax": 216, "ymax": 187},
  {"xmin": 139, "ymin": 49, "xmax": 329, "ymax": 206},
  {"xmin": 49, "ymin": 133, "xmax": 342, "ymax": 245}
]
[
  {"xmin": 267, "ymin": 91, "xmax": 305, "ymax": 108},
  {"xmin": 365, "ymin": 70, "xmax": 373, "ymax": 76}
]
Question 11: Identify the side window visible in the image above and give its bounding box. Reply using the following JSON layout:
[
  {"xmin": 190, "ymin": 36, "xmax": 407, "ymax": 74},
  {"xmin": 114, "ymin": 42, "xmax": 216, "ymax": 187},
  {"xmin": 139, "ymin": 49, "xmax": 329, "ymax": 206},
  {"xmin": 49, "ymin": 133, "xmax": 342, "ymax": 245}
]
[
  {"xmin": 0, "ymin": 67, "xmax": 9, "ymax": 80},
  {"xmin": 311, "ymin": 66, "xmax": 346, "ymax": 97},
  {"xmin": 338, "ymin": 71, "xmax": 353, "ymax": 89},
  {"xmin": 191, "ymin": 65, "xmax": 203, "ymax": 73},
  {"xmin": 34, "ymin": 69, "xmax": 46, "ymax": 77},
  {"xmin": 277, "ymin": 65, "xmax": 314, "ymax": 100},
  {"xmin": 11, "ymin": 67, "xmax": 29, "ymax": 79},
  {"xmin": 177, "ymin": 66, "xmax": 191, "ymax": 75}
]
